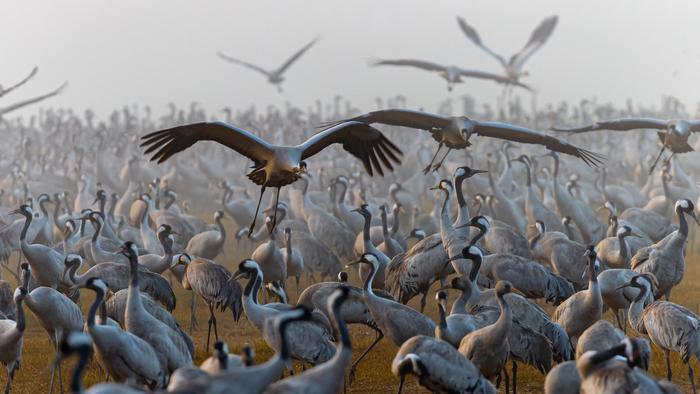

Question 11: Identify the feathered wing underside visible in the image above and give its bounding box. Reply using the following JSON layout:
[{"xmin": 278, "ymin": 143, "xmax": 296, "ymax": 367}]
[
  {"xmin": 332, "ymin": 108, "xmax": 452, "ymax": 131},
  {"xmin": 1, "ymin": 66, "xmax": 38, "ymax": 97},
  {"xmin": 456, "ymin": 16, "xmax": 506, "ymax": 67},
  {"xmin": 276, "ymin": 37, "xmax": 318, "ymax": 75},
  {"xmin": 689, "ymin": 119, "xmax": 700, "ymax": 132},
  {"xmin": 456, "ymin": 68, "xmax": 532, "ymax": 90},
  {"xmin": 217, "ymin": 52, "xmax": 270, "ymax": 76},
  {"xmin": 551, "ymin": 118, "xmax": 668, "ymax": 133},
  {"xmin": 509, "ymin": 15, "xmax": 558, "ymax": 71},
  {"xmin": 474, "ymin": 121, "xmax": 606, "ymax": 166},
  {"xmin": 0, "ymin": 81, "xmax": 67, "ymax": 116},
  {"xmin": 370, "ymin": 58, "xmax": 447, "ymax": 73},
  {"xmin": 140, "ymin": 121, "xmax": 274, "ymax": 166},
  {"xmin": 300, "ymin": 121, "xmax": 402, "ymax": 176}
]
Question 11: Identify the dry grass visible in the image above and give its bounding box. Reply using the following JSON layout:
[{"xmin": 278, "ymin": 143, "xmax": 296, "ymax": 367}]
[{"xmin": 4, "ymin": 237, "xmax": 700, "ymax": 393}]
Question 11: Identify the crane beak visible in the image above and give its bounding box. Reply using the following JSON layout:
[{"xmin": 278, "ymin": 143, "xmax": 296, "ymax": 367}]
[
  {"xmin": 446, "ymin": 255, "xmax": 463, "ymax": 262},
  {"xmin": 690, "ymin": 211, "xmax": 700, "ymax": 225},
  {"xmin": 429, "ymin": 186, "xmax": 439, "ymax": 191},
  {"xmin": 345, "ymin": 260, "xmax": 361, "ymax": 268},
  {"xmin": 616, "ymin": 283, "xmax": 631, "ymax": 290},
  {"xmin": 230, "ymin": 270, "xmax": 245, "ymax": 281},
  {"xmin": 7, "ymin": 209, "xmax": 20, "ymax": 215},
  {"xmin": 471, "ymin": 169, "xmax": 487, "ymax": 175},
  {"xmin": 628, "ymin": 231, "xmax": 642, "ymax": 238}
]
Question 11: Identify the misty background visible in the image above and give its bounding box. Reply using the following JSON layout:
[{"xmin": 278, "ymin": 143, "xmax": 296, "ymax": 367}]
[{"xmin": 3, "ymin": 0, "xmax": 699, "ymax": 118}]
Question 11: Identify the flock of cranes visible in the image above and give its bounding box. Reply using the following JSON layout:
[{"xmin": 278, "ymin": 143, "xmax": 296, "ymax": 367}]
[
  {"xmin": 0, "ymin": 91, "xmax": 698, "ymax": 393},
  {"xmin": 2, "ymin": 9, "xmax": 700, "ymax": 394},
  {"xmin": 214, "ymin": 15, "xmax": 557, "ymax": 93}
]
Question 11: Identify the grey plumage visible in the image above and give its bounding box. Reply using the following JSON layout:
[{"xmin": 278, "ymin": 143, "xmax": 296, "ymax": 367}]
[
  {"xmin": 481, "ymin": 253, "xmax": 574, "ymax": 305},
  {"xmin": 65, "ymin": 256, "xmax": 176, "ymax": 311},
  {"xmin": 104, "ymin": 288, "xmax": 194, "ymax": 358},
  {"xmin": 393, "ymin": 335, "xmax": 496, "ymax": 394}
]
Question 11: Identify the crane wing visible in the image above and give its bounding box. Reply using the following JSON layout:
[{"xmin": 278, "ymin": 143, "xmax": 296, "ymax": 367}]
[
  {"xmin": 456, "ymin": 16, "xmax": 507, "ymax": 67},
  {"xmin": 322, "ymin": 109, "xmax": 451, "ymax": 131},
  {"xmin": 689, "ymin": 119, "xmax": 700, "ymax": 132},
  {"xmin": 0, "ymin": 66, "xmax": 38, "ymax": 97},
  {"xmin": 276, "ymin": 37, "xmax": 318, "ymax": 75},
  {"xmin": 300, "ymin": 121, "xmax": 403, "ymax": 176},
  {"xmin": 509, "ymin": 15, "xmax": 558, "ymax": 71},
  {"xmin": 370, "ymin": 58, "xmax": 447, "ymax": 73},
  {"xmin": 474, "ymin": 121, "xmax": 606, "ymax": 166},
  {"xmin": 217, "ymin": 52, "xmax": 270, "ymax": 76},
  {"xmin": 0, "ymin": 81, "xmax": 67, "ymax": 117},
  {"xmin": 455, "ymin": 68, "xmax": 532, "ymax": 90},
  {"xmin": 141, "ymin": 121, "xmax": 274, "ymax": 165},
  {"xmin": 551, "ymin": 118, "xmax": 668, "ymax": 133}
]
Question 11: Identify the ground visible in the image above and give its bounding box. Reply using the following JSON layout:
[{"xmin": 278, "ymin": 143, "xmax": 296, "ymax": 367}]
[{"xmin": 4, "ymin": 235, "xmax": 700, "ymax": 393}]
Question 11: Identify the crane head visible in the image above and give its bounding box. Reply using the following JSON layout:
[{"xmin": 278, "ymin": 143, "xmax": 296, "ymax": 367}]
[
  {"xmin": 9, "ymin": 204, "xmax": 32, "ymax": 217},
  {"xmin": 395, "ymin": 353, "xmax": 425, "ymax": 377},
  {"xmin": 119, "ymin": 241, "xmax": 139, "ymax": 259},
  {"xmin": 346, "ymin": 253, "xmax": 378, "ymax": 269},
  {"xmin": 334, "ymin": 271, "xmax": 348, "ymax": 283},
  {"xmin": 85, "ymin": 277, "xmax": 109, "ymax": 293},
  {"xmin": 232, "ymin": 259, "xmax": 261, "ymax": 281},
  {"xmin": 676, "ymin": 199, "xmax": 700, "ymax": 224},
  {"xmin": 495, "ymin": 280, "xmax": 513, "ymax": 297},
  {"xmin": 454, "ymin": 166, "xmax": 487, "ymax": 180}
]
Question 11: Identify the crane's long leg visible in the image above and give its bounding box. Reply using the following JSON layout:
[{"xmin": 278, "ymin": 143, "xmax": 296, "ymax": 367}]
[
  {"xmin": 419, "ymin": 291, "xmax": 427, "ymax": 313},
  {"xmin": 504, "ymin": 366, "xmax": 510, "ymax": 394},
  {"xmin": 614, "ymin": 309, "xmax": 625, "ymax": 332},
  {"xmin": 688, "ymin": 362, "xmax": 696, "ymax": 394},
  {"xmin": 189, "ymin": 292, "xmax": 197, "ymax": 334},
  {"xmin": 206, "ymin": 303, "xmax": 217, "ymax": 351},
  {"xmin": 271, "ymin": 187, "xmax": 281, "ymax": 233},
  {"xmin": 512, "ymin": 361, "xmax": 518, "ymax": 394},
  {"xmin": 423, "ymin": 144, "xmax": 443, "ymax": 174},
  {"xmin": 397, "ymin": 374, "xmax": 405, "ymax": 394},
  {"xmin": 5, "ymin": 366, "xmax": 12, "ymax": 394},
  {"xmin": 248, "ymin": 185, "xmax": 267, "ymax": 238},
  {"xmin": 349, "ymin": 330, "xmax": 384, "ymax": 385},
  {"xmin": 665, "ymin": 349, "xmax": 672, "ymax": 380},
  {"xmin": 431, "ymin": 148, "xmax": 452, "ymax": 173},
  {"xmin": 648, "ymin": 145, "xmax": 667, "ymax": 174},
  {"xmin": 58, "ymin": 344, "xmax": 64, "ymax": 394}
]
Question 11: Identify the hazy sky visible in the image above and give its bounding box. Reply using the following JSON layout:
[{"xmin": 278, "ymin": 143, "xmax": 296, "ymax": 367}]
[{"xmin": 3, "ymin": 0, "xmax": 700, "ymax": 118}]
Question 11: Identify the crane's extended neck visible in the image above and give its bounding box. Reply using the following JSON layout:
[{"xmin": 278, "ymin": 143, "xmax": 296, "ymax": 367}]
[{"xmin": 86, "ymin": 286, "xmax": 105, "ymax": 328}]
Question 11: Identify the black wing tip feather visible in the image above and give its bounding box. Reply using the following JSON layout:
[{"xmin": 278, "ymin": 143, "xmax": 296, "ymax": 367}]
[
  {"xmin": 140, "ymin": 128, "xmax": 183, "ymax": 163},
  {"xmin": 577, "ymin": 148, "xmax": 606, "ymax": 167},
  {"xmin": 344, "ymin": 123, "xmax": 403, "ymax": 178}
]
